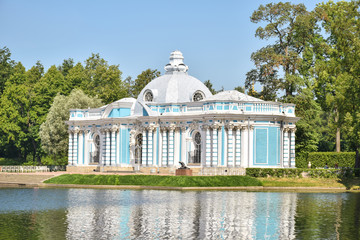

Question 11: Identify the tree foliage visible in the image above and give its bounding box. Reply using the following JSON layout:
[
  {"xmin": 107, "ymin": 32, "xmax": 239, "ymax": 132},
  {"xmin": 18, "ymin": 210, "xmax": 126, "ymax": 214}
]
[
  {"xmin": 204, "ymin": 80, "xmax": 217, "ymax": 95},
  {"xmin": 82, "ymin": 53, "xmax": 128, "ymax": 104},
  {"xmin": 0, "ymin": 46, "xmax": 15, "ymax": 94},
  {"xmin": 39, "ymin": 89, "xmax": 102, "ymax": 163},
  {"xmin": 131, "ymin": 69, "xmax": 160, "ymax": 98},
  {"xmin": 246, "ymin": 2, "xmax": 317, "ymax": 98},
  {"xmin": 0, "ymin": 63, "xmax": 40, "ymax": 162},
  {"xmin": 247, "ymin": 2, "xmax": 324, "ymax": 155}
]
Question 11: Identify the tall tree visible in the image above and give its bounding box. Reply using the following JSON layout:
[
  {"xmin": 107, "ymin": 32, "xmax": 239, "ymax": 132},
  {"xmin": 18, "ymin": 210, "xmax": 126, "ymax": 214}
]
[
  {"xmin": 39, "ymin": 89, "xmax": 102, "ymax": 164},
  {"xmin": 0, "ymin": 63, "xmax": 40, "ymax": 162},
  {"xmin": 234, "ymin": 86, "xmax": 245, "ymax": 93},
  {"xmin": 204, "ymin": 80, "xmax": 217, "ymax": 95},
  {"xmin": 83, "ymin": 53, "xmax": 128, "ymax": 103},
  {"xmin": 246, "ymin": 2, "xmax": 316, "ymax": 99},
  {"xmin": 132, "ymin": 69, "xmax": 160, "ymax": 98},
  {"xmin": 0, "ymin": 46, "xmax": 15, "ymax": 94},
  {"xmin": 66, "ymin": 62, "xmax": 87, "ymax": 90},
  {"xmin": 34, "ymin": 65, "xmax": 69, "ymax": 123},
  {"xmin": 58, "ymin": 58, "xmax": 74, "ymax": 77},
  {"xmin": 313, "ymin": 0, "xmax": 360, "ymax": 152},
  {"xmin": 247, "ymin": 2, "xmax": 323, "ymax": 156}
]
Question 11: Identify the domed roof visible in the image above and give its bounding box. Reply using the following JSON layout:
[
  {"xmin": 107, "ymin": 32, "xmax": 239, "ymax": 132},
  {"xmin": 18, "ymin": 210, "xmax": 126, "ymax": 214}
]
[
  {"xmin": 205, "ymin": 90, "xmax": 263, "ymax": 102},
  {"xmin": 134, "ymin": 51, "xmax": 212, "ymax": 115}
]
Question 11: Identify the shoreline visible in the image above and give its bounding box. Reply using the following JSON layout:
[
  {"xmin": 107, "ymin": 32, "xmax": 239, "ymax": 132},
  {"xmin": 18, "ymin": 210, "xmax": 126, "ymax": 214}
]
[
  {"xmin": 0, "ymin": 181, "xmax": 349, "ymax": 192},
  {"xmin": 0, "ymin": 172, "xmax": 356, "ymax": 192}
]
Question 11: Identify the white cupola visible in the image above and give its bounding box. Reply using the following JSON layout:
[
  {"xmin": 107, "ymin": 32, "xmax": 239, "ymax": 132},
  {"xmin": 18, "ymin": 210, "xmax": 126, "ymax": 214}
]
[{"xmin": 164, "ymin": 50, "xmax": 189, "ymax": 73}]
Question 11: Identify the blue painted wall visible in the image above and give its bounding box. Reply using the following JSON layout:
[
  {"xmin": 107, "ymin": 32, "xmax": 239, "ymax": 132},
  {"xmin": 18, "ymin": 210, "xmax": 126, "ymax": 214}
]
[
  {"xmin": 253, "ymin": 126, "xmax": 280, "ymax": 166},
  {"xmin": 118, "ymin": 128, "xmax": 130, "ymax": 164},
  {"xmin": 108, "ymin": 108, "xmax": 131, "ymax": 118}
]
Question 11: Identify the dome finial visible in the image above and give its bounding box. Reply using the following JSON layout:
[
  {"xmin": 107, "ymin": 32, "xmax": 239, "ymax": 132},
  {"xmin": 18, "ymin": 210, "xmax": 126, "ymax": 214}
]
[{"xmin": 164, "ymin": 50, "xmax": 189, "ymax": 73}]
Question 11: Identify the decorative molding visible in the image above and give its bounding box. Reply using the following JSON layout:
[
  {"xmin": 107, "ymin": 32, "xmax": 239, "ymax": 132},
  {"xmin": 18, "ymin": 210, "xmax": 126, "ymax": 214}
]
[
  {"xmin": 111, "ymin": 124, "xmax": 119, "ymax": 132},
  {"xmin": 169, "ymin": 124, "xmax": 176, "ymax": 131}
]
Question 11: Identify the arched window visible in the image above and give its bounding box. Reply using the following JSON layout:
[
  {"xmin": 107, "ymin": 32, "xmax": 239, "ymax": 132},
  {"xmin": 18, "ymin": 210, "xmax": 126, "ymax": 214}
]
[
  {"xmin": 192, "ymin": 91, "xmax": 204, "ymax": 102},
  {"xmin": 193, "ymin": 132, "xmax": 201, "ymax": 164},
  {"xmin": 144, "ymin": 90, "xmax": 154, "ymax": 102},
  {"xmin": 135, "ymin": 134, "xmax": 143, "ymax": 164},
  {"xmin": 91, "ymin": 135, "xmax": 100, "ymax": 163}
]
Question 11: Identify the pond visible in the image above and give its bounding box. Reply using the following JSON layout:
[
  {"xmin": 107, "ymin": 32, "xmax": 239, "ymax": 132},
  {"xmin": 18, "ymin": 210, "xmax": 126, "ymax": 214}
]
[{"xmin": 0, "ymin": 188, "xmax": 359, "ymax": 239}]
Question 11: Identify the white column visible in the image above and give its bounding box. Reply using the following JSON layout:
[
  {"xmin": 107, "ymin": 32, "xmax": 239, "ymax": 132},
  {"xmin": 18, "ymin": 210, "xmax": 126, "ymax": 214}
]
[
  {"xmin": 283, "ymin": 129, "xmax": 290, "ymax": 167},
  {"xmin": 235, "ymin": 127, "xmax": 241, "ymax": 166},
  {"xmin": 212, "ymin": 125, "xmax": 218, "ymax": 166},
  {"xmin": 227, "ymin": 125, "xmax": 234, "ymax": 167},
  {"xmin": 105, "ymin": 130, "xmax": 110, "ymax": 166},
  {"xmin": 148, "ymin": 128, "xmax": 153, "ymax": 165},
  {"xmin": 154, "ymin": 126, "xmax": 159, "ymax": 166},
  {"xmin": 218, "ymin": 125, "xmax": 223, "ymax": 166},
  {"xmin": 73, "ymin": 129, "xmax": 79, "ymax": 165},
  {"xmin": 290, "ymin": 129, "xmax": 296, "ymax": 167},
  {"xmin": 181, "ymin": 126, "xmax": 186, "ymax": 163},
  {"xmin": 240, "ymin": 126, "xmax": 247, "ymax": 168},
  {"xmin": 168, "ymin": 126, "xmax": 175, "ymax": 166},
  {"xmin": 78, "ymin": 130, "xmax": 84, "ymax": 165},
  {"xmin": 110, "ymin": 127, "xmax": 117, "ymax": 166},
  {"xmin": 68, "ymin": 131, "xmax": 73, "ymax": 165},
  {"xmin": 84, "ymin": 130, "xmax": 89, "ymax": 165},
  {"xmin": 162, "ymin": 128, "xmax": 168, "ymax": 166},
  {"xmin": 248, "ymin": 126, "xmax": 254, "ymax": 167},
  {"xmin": 174, "ymin": 128, "xmax": 180, "ymax": 165},
  {"xmin": 101, "ymin": 130, "xmax": 106, "ymax": 165},
  {"xmin": 117, "ymin": 129, "xmax": 121, "ymax": 165},
  {"xmin": 205, "ymin": 126, "xmax": 211, "ymax": 166},
  {"xmin": 142, "ymin": 129, "xmax": 147, "ymax": 165}
]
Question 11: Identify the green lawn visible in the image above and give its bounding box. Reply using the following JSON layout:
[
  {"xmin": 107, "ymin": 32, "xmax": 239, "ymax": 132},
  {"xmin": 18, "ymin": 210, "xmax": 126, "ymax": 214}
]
[{"xmin": 44, "ymin": 174, "xmax": 263, "ymax": 187}]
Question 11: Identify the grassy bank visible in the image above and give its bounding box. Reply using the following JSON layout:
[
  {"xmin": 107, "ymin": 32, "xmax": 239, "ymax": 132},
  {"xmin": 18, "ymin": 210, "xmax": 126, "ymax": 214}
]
[
  {"xmin": 260, "ymin": 177, "xmax": 345, "ymax": 188},
  {"xmin": 44, "ymin": 174, "xmax": 263, "ymax": 187}
]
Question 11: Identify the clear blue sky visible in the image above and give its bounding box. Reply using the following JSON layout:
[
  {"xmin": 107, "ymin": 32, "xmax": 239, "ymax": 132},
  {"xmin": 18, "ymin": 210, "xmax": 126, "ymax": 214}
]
[{"xmin": 1, "ymin": 0, "xmax": 326, "ymax": 91}]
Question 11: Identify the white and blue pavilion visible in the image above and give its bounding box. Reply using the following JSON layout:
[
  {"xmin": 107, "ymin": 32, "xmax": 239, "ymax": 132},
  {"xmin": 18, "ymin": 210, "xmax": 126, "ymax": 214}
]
[{"xmin": 67, "ymin": 51, "xmax": 298, "ymax": 174}]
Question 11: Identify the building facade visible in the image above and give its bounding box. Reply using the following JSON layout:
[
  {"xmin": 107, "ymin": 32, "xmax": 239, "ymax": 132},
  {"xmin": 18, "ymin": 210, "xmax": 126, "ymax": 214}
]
[{"xmin": 66, "ymin": 51, "xmax": 298, "ymax": 173}]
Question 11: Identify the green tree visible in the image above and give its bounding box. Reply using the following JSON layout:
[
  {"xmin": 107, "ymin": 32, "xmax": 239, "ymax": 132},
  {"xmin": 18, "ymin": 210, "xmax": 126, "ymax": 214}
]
[
  {"xmin": 132, "ymin": 69, "xmax": 160, "ymax": 98},
  {"xmin": 34, "ymin": 65, "xmax": 69, "ymax": 123},
  {"xmin": 39, "ymin": 89, "xmax": 102, "ymax": 164},
  {"xmin": 313, "ymin": 0, "xmax": 360, "ymax": 153},
  {"xmin": 83, "ymin": 53, "xmax": 128, "ymax": 104},
  {"xmin": 204, "ymin": 80, "xmax": 217, "ymax": 95},
  {"xmin": 0, "ymin": 63, "xmax": 40, "ymax": 162},
  {"xmin": 234, "ymin": 86, "xmax": 245, "ymax": 93},
  {"xmin": 246, "ymin": 2, "xmax": 316, "ymax": 98},
  {"xmin": 0, "ymin": 46, "xmax": 15, "ymax": 94},
  {"xmin": 66, "ymin": 62, "xmax": 87, "ymax": 90},
  {"xmin": 58, "ymin": 58, "xmax": 74, "ymax": 77},
  {"xmin": 247, "ymin": 2, "xmax": 324, "ymax": 156}
]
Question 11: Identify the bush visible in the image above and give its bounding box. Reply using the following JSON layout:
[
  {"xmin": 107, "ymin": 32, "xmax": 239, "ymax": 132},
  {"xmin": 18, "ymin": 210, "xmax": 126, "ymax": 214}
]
[
  {"xmin": 0, "ymin": 158, "xmax": 21, "ymax": 166},
  {"xmin": 246, "ymin": 168, "xmax": 303, "ymax": 178},
  {"xmin": 307, "ymin": 152, "xmax": 355, "ymax": 168},
  {"xmin": 306, "ymin": 168, "xmax": 355, "ymax": 178},
  {"xmin": 295, "ymin": 153, "xmax": 308, "ymax": 168}
]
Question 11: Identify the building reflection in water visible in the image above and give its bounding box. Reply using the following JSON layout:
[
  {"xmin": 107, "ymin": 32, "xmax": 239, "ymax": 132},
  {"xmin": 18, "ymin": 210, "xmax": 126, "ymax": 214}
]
[{"xmin": 64, "ymin": 189, "xmax": 298, "ymax": 239}]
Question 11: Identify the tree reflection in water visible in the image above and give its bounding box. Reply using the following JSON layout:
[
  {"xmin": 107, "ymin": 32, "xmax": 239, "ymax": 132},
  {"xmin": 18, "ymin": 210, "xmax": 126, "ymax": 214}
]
[{"xmin": 0, "ymin": 189, "xmax": 360, "ymax": 239}]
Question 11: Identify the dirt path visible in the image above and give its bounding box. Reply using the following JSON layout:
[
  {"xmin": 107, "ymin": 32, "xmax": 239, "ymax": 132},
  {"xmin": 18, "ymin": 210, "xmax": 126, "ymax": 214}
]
[{"xmin": 0, "ymin": 172, "xmax": 65, "ymax": 184}]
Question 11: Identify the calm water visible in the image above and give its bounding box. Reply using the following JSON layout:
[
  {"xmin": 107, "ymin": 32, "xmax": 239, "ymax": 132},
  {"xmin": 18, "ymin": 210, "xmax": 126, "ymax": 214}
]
[{"xmin": 0, "ymin": 189, "xmax": 360, "ymax": 239}]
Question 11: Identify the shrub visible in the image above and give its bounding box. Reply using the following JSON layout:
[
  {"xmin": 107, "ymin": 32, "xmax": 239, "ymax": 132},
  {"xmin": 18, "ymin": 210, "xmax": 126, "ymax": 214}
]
[
  {"xmin": 295, "ymin": 153, "xmax": 308, "ymax": 168},
  {"xmin": 246, "ymin": 168, "xmax": 302, "ymax": 178},
  {"xmin": 307, "ymin": 152, "xmax": 355, "ymax": 168},
  {"xmin": 306, "ymin": 168, "xmax": 355, "ymax": 178}
]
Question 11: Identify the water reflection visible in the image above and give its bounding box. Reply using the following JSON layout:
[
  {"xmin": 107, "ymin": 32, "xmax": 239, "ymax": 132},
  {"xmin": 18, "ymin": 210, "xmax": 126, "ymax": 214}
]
[
  {"xmin": 1, "ymin": 189, "xmax": 360, "ymax": 239},
  {"xmin": 63, "ymin": 190, "xmax": 298, "ymax": 239}
]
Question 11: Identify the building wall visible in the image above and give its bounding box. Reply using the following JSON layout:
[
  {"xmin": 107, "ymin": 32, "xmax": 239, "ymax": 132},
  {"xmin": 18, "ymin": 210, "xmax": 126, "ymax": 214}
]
[{"xmin": 253, "ymin": 126, "xmax": 280, "ymax": 167}]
